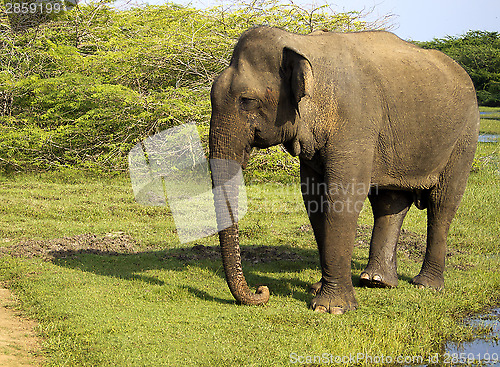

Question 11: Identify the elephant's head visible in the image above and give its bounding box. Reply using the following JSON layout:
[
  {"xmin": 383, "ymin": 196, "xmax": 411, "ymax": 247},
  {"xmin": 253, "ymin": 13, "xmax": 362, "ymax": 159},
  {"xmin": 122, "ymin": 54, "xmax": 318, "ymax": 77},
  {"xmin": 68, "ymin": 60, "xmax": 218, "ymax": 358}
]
[{"xmin": 209, "ymin": 27, "xmax": 316, "ymax": 305}]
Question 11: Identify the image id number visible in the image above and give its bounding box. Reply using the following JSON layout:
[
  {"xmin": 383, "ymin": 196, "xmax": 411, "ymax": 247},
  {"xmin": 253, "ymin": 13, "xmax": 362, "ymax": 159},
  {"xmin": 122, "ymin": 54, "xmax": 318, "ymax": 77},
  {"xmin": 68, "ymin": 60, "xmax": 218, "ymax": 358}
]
[
  {"xmin": 5, "ymin": 1, "xmax": 63, "ymax": 14},
  {"xmin": 443, "ymin": 352, "xmax": 499, "ymax": 364}
]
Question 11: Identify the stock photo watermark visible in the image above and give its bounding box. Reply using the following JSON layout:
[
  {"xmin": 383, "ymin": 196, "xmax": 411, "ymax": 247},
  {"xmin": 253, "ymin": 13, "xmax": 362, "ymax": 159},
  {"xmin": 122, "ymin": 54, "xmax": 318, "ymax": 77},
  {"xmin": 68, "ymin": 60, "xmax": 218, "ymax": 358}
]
[
  {"xmin": 289, "ymin": 352, "xmax": 499, "ymax": 365},
  {"xmin": 128, "ymin": 123, "xmax": 379, "ymax": 243},
  {"xmin": 4, "ymin": 0, "xmax": 79, "ymax": 15},
  {"xmin": 255, "ymin": 178, "xmax": 378, "ymax": 216},
  {"xmin": 300, "ymin": 179, "xmax": 378, "ymax": 214},
  {"xmin": 300, "ymin": 177, "xmax": 378, "ymax": 215},
  {"xmin": 128, "ymin": 123, "xmax": 247, "ymax": 244}
]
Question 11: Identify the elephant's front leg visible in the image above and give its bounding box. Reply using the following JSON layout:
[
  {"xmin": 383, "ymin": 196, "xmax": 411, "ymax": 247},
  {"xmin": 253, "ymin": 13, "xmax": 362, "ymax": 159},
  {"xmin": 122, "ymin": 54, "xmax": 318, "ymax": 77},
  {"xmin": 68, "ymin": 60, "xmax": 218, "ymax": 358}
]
[
  {"xmin": 300, "ymin": 163, "xmax": 327, "ymax": 296},
  {"xmin": 300, "ymin": 162, "xmax": 363, "ymax": 314}
]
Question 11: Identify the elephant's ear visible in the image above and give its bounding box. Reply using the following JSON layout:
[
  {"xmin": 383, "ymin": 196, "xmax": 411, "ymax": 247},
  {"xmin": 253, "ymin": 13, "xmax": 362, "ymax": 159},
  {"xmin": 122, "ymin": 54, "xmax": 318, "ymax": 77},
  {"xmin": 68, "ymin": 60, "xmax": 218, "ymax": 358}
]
[{"xmin": 282, "ymin": 47, "xmax": 314, "ymax": 115}]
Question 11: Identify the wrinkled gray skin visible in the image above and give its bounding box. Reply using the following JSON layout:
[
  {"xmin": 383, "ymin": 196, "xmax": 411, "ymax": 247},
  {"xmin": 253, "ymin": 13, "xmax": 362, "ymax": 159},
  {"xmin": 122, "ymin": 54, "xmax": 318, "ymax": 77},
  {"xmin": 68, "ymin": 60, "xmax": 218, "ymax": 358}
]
[{"xmin": 209, "ymin": 27, "xmax": 479, "ymax": 314}]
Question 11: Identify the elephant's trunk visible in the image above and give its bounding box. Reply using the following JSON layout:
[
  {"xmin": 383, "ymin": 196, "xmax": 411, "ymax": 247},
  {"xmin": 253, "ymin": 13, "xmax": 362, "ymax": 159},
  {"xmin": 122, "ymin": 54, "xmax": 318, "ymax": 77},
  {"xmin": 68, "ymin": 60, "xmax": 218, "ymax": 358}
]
[
  {"xmin": 218, "ymin": 224, "xmax": 270, "ymax": 305},
  {"xmin": 210, "ymin": 144, "xmax": 270, "ymax": 306}
]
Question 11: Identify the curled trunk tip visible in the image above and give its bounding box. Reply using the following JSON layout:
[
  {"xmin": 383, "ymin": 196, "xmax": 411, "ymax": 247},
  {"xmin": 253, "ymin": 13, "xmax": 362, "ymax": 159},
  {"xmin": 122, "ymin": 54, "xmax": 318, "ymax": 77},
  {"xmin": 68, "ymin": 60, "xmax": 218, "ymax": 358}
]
[
  {"xmin": 237, "ymin": 285, "xmax": 270, "ymax": 306},
  {"xmin": 219, "ymin": 224, "xmax": 270, "ymax": 306}
]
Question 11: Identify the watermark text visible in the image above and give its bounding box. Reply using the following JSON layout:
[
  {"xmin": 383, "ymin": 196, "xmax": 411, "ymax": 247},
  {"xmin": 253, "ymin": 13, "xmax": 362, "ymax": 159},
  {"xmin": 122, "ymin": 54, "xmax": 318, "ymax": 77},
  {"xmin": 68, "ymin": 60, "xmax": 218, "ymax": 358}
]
[{"xmin": 289, "ymin": 352, "xmax": 499, "ymax": 365}]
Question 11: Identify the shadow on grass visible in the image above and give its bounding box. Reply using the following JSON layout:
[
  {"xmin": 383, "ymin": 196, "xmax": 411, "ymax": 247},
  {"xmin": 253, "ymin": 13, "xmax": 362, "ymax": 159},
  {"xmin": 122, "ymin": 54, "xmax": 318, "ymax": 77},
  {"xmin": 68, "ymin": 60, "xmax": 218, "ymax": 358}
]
[
  {"xmin": 49, "ymin": 244, "xmax": 421, "ymax": 305},
  {"xmin": 181, "ymin": 285, "xmax": 236, "ymax": 305},
  {"xmin": 49, "ymin": 243, "xmax": 323, "ymax": 304},
  {"xmin": 9, "ymin": 224, "xmax": 429, "ymax": 305}
]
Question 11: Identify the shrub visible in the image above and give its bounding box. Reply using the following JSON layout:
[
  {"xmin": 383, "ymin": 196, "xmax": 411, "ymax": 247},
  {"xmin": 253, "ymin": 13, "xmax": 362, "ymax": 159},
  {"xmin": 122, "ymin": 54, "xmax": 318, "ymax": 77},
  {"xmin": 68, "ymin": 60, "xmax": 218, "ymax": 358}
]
[
  {"xmin": 0, "ymin": 0, "xmax": 389, "ymax": 172},
  {"xmin": 0, "ymin": 74, "xmax": 209, "ymax": 171}
]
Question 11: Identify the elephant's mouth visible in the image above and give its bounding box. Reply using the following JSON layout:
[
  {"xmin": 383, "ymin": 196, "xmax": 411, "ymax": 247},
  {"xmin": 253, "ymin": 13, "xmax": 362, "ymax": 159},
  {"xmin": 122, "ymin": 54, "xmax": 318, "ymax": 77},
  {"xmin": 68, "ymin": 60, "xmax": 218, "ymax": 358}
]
[{"xmin": 241, "ymin": 145, "xmax": 252, "ymax": 169}]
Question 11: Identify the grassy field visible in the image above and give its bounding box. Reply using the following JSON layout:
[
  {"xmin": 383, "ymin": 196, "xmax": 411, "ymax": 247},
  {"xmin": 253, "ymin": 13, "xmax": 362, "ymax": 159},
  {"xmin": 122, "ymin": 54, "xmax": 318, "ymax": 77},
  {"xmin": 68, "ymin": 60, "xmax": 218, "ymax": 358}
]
[{"xmin": 0, "ymin": 109, "xmax": 498, "ymax": 366}]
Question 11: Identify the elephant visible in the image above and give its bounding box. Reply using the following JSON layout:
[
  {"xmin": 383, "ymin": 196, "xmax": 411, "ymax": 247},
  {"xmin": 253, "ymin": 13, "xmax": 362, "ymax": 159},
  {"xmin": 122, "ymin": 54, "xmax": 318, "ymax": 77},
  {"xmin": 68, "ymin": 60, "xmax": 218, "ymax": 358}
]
[{"xmin": 209, "ymin": 26, "xmax": 479, "ymax": 314}]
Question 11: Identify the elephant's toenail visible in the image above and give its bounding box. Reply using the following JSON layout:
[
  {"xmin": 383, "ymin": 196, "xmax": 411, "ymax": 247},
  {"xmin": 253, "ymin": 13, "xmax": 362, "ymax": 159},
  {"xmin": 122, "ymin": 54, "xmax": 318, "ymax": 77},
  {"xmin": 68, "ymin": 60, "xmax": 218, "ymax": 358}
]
[
  {"xmin": 314, "ymin": 305, "xmax": 328, "ymax": 313},
  {"xmin": 360, "ymin": 272, "xmax": 370, "ymax": 280},
  {"xmin": 330, "ymin": 307, "xmax": 344, "ymax": 315},
  {"xmin": 373, "ymin": 274, "xmax": 382, "ymax": 282}
]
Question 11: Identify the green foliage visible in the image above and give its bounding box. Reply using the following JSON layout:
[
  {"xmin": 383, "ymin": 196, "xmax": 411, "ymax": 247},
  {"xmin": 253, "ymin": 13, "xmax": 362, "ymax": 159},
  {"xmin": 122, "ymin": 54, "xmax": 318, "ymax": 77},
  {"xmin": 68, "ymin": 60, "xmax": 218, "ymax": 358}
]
[
  {"xmin": 0, "ymin": 73, "xmax": 209, "ymax": 171},
  {"xmin": 417, "ymin": 31, "xmax": 500, "ymax": 106},
  {"xmin": 245, "ymin": 146, "xmax": 300, "ymax": 184},
  {"xmin": 0, "ymin": 0, "xmax": 382, "ymax": 172},
  {"xmin": 205, "ymin": 0, "xmax": 370, "ymax": 37}
]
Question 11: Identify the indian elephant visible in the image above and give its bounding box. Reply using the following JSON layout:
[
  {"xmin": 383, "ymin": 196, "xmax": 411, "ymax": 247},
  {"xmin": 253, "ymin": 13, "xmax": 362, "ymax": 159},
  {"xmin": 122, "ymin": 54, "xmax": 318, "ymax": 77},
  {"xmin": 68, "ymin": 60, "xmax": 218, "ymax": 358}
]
[{"xmin": 209, "ymin": 26, "xmax": 479, "ymax": 314}]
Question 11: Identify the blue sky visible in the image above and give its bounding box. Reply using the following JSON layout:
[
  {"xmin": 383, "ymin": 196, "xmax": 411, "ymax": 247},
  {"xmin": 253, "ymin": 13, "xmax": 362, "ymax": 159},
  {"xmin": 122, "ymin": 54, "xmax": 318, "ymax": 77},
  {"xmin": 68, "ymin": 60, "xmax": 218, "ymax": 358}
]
[{"xmin": 115, "ymin": 0, "xmax": 499, "ymax": 41}]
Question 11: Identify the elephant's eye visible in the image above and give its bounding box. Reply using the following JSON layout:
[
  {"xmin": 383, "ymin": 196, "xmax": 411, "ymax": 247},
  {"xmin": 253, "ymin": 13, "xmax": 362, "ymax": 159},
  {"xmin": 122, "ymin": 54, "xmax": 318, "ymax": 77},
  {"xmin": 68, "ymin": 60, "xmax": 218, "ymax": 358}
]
[{"xmin": 240, "ymin": 97, "xmax": 261, "ymax": 111}]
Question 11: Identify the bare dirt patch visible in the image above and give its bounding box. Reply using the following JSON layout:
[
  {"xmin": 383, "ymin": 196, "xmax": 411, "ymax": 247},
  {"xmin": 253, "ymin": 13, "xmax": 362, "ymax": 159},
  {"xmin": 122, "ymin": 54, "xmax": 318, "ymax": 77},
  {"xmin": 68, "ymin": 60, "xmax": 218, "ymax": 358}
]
[
  {"xmin": 164, "ymin": 243, "xmax": 304, "ymax": 263},
  {"xmin": 2, "ymin": 233, "xmax": 303, "ymax": 264},
  {"xmin": 0, "ymin": 288, "xmax": 42, "ymax": 367},
  {"xmin": 1, "ymin": 227, "xmax": 428, "ymax": 263},
  {"xmin": 1, "ymin": 225, "xmax": 467, "ymax": 267},
  {"xmin": 2, "ymin": 232, "xmax": 138, "ymax": 260}
]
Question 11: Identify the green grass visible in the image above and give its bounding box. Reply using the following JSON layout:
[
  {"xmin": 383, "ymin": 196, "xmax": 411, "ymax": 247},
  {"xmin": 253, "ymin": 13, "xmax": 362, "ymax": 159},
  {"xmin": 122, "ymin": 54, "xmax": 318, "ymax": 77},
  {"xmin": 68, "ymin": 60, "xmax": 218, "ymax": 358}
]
[
  {"xmin": 479, "ymin": 107, "xmax": 500, "ymax": 134},
  {"xmin": 0, "ymin": 116, "xmax": 499, "ymax": 366}
]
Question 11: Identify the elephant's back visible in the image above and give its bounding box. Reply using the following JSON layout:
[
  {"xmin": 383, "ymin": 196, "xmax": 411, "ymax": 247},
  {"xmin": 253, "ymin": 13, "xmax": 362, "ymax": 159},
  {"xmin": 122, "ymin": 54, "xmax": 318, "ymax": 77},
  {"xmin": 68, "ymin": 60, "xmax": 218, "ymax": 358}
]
[
  {"xmin": 314, "ymin": 31, "xmax": 470, "ymax": 81},
  {"xmin": 311, "ymin": 31, "xmax": 479, "ymax": 189}
]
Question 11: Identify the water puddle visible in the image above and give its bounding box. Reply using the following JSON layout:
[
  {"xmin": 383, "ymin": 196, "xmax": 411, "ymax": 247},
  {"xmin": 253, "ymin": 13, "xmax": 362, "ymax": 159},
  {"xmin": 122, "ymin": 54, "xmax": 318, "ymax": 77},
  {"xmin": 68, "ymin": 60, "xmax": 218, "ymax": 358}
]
[
  {"xmin": 479, "ymin": 134, "xmax": 499, "ymax": 143},
  {"xmin": 444, "ymin": 307, "xmax": 500, "ymax": 366}
]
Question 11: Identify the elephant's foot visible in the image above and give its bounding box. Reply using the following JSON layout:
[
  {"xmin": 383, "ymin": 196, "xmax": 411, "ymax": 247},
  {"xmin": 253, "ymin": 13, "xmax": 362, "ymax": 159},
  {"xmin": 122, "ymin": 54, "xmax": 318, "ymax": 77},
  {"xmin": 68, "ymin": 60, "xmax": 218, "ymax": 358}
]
[
  {"xmin": 309, "ymin": 280, "xmax": 322, "ymax": 296},
  {"xmin": 360, "ymin": 262, "xmax": 398, "ymax": 288},
  {"xmin": 411, "ymin": 272, "xmax": 444, "ymax": 290},
  {"xmin": 309, "ymin": 282, "xmax": 357, "ymax": 314}
]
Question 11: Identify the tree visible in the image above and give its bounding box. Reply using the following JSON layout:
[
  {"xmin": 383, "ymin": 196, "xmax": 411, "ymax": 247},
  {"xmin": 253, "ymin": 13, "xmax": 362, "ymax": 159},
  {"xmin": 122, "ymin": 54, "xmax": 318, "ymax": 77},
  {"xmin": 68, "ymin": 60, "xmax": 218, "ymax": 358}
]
[
  {"xmin": 417, "ymin": 31, "xmax": 500, "ymax": 106},
  {"xmin": 0, "ymin": 1, "xmax": 395, "ymax": 172}
]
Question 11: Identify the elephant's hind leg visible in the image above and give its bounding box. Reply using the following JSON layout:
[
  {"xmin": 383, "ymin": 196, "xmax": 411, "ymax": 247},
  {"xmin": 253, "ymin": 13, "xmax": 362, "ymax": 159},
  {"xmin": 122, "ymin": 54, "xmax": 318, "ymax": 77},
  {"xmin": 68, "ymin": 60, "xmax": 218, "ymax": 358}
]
[
  {"xmin": 361, "ymin": 190, "xmax": 413, "ymax": 288},
  {"xmin": 411, "ymin": 187, "xmax": 462, "ymax": 290},
  {"xmin": 412, "ymin": 125, "xmax": 477, "ymax": 290}
]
